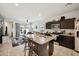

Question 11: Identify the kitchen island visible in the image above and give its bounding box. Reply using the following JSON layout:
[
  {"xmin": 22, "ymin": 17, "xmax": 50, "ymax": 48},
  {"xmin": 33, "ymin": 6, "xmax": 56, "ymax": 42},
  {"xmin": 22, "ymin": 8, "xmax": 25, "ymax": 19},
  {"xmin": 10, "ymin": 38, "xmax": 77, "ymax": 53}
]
[{"xmin": 27, "ymin": 33, "xmax": 56, "ymax": 56}]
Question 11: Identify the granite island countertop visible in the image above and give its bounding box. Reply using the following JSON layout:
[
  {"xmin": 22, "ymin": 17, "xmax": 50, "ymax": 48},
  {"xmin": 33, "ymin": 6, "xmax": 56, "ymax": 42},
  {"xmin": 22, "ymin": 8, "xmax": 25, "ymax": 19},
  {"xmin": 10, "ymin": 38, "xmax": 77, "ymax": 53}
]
[{"xmin": 27, "ymin": 34, "xmax": 57, "ymax": 45}]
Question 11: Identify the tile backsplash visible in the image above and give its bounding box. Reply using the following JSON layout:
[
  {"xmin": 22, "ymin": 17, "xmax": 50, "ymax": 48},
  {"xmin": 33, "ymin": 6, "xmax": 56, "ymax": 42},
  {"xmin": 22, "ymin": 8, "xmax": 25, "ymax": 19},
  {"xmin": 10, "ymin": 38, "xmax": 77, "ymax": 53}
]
[{"xmin": 45, "ymin": 29, "xmax": 75, "ymax": 34}]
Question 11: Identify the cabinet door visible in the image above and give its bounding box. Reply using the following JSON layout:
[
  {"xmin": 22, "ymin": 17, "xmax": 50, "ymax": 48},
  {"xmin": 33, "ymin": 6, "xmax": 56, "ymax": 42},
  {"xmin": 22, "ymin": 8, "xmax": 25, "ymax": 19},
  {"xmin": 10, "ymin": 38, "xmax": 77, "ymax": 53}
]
[
  {"xmin": 60, "ymin": 20, "xmax": 66, "ymax": 29},
  {"xmin": 46, "ymin": 22, "xmax": 52, "ymax": 29},
  {"xmin": 46, "ymin": 21, "xmax": 60, "ymax": 29},
  {"xmin": 60, "ymin": 19, "xmax": 74, "ymax": 29},
  {"xmin": 59, "ymin": 36, "xmax": 75, "ymax": 49},
  {"xmin": 66, "ymin": 20, "xmax": 74, "ymax": 29}
]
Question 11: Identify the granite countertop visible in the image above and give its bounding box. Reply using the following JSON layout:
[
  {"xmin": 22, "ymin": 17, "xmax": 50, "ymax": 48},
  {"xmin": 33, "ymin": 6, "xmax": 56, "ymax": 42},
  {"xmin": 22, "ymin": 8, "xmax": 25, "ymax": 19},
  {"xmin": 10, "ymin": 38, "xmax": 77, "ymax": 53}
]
[
  {"xmin": 58, "ymin": 33, "xmax": 75, "ymax": 37},
  {"xmin": 27, "ymin": 32, "xmax": 74, "ymax": 45},
  {"xmin": 52, "ymin": 32, "xmax": 75, "ymax": 37},
  {"xmin": 27, "ymin": 34, "xmax": 55, "ymax": 45}
]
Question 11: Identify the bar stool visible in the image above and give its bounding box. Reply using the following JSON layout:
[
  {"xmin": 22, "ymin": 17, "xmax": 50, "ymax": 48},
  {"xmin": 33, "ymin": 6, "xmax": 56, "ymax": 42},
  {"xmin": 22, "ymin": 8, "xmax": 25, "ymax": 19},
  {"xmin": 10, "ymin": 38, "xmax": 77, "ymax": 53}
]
[
  {"xmin": 23, "ymin": 36, "xmax": 30, "ymax": 56},
  {"xmin": 25, "ymin": 33, "xmax": 38, "ymax": 56},
  {"xmin": 28, "ymin": 38, "xmax": 38, "ymax": 56}
]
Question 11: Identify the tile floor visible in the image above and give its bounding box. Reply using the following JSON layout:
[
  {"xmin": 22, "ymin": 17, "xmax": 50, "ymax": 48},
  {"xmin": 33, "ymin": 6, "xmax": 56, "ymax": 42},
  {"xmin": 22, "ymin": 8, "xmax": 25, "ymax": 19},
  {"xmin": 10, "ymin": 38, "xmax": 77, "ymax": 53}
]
[{"xmin": 0, "ymin": 37, "xmax": 79, "ymax": 56}]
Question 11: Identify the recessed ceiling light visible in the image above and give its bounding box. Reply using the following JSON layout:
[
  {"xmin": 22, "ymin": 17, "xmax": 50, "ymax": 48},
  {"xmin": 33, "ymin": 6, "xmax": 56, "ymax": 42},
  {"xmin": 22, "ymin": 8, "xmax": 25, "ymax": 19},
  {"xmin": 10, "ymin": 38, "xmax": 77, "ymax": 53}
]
[{"xmin": 14, "ymin": 3, "xmax": 19, "ymax": 7}]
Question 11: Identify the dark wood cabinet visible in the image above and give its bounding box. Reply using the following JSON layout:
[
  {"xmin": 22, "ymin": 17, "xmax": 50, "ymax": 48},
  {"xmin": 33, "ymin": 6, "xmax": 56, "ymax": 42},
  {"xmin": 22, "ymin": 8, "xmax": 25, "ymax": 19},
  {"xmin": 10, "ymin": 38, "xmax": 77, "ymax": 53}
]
[
  {"xmin": 46, "ymin": 22, "xmax": 52, "ymax": 29},
  {"xmin": 46, "ymin": 21, "xmax": 60, "ymax": 29},
  {"xmin": 57, "ymin": 35, "xmax": 75, "ymax": 49},
  {"xmin": 60, "ymin": 18, "xmax": 75, "ymax": 29},
  {"xmin": 46, "ymin": 17, "xmax": 75, "ymax": 29}
]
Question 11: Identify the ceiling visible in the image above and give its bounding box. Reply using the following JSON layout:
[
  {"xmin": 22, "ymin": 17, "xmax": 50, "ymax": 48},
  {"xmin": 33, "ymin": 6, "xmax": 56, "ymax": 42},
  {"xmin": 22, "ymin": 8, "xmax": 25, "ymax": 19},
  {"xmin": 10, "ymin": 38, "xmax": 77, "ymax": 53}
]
[{"xmin": 0, "ymin": 3, "xmax": 79, "ymax": 23}]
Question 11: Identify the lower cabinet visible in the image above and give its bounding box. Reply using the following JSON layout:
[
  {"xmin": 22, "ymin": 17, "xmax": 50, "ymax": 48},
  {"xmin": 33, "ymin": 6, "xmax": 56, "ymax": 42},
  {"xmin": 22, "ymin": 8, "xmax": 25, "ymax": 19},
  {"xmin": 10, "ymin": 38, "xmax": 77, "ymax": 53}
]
[{"xmin": 57, "ymin": 35, "xmax": 75, "ymax": 49}]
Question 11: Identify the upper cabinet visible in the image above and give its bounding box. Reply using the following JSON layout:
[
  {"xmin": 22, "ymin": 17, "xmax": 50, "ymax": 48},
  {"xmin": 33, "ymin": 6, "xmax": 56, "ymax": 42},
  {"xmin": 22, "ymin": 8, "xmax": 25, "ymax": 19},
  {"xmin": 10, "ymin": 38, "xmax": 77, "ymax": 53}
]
[
  {"xmin": 60, "ymin": 18, "xmax": 75, "ymax": 29},
  {"xmin": 46, "ymin": 22, "xmax": 52, "ymax": 29},
  {"xmin": 46, "ymin": 17, "xmax": 75, "ymax": 29},
  {"xmin": 46, "ymin": 21, "xmax": 60, "ymax": 29}
]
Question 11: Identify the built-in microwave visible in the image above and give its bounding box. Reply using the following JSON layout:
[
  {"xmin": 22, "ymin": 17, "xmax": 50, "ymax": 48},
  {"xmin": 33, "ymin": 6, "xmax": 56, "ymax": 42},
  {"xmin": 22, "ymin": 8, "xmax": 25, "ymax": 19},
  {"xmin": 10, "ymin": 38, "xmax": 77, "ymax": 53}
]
[{"xmin": 51, "ymin": 24, "xmax": 60, "ymax": 29}]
